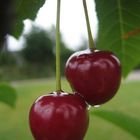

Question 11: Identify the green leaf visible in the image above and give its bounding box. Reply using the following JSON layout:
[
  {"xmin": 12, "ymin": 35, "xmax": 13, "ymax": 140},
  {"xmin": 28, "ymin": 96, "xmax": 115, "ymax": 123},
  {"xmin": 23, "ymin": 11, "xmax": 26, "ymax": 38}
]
[
  {"xmin": 12, "ymin": 0, "xmax": 46, "ymax": 38},
  {"xmin": 0, "ymin": 83, "xmax": 17, "ymax": 107},
  {"xmin": 95, "ymin": 0, "xmax": 140, "ymax": 77},
  {"xmin": 91, "ymin": 110, "xmax": 140, "ymax": 139}
]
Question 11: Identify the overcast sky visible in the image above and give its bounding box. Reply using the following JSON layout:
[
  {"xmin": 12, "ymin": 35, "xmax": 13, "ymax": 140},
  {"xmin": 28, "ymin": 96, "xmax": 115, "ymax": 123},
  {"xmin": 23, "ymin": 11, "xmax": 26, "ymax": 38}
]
[{"xmin": 8, "ymin": 0, "xmax": 98, "ymax": 51}]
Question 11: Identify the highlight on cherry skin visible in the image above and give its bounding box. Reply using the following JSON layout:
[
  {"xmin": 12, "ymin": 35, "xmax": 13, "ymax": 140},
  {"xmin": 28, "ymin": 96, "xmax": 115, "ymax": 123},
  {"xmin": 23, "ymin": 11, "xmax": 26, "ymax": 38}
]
[
  {"xmin": 65, "ymin": 49, "xmax": 122, "ymax": 106},
  {"xmin": 29, "ymin": 91, "xmax": 89, "ymax": 140}
]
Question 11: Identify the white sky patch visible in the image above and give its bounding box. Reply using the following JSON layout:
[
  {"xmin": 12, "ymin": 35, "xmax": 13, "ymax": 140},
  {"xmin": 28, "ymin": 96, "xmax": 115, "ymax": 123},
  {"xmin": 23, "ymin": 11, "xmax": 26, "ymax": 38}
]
[{"xmin": 7, "ymin": 36, "xmax": 20, "ymax": 51}]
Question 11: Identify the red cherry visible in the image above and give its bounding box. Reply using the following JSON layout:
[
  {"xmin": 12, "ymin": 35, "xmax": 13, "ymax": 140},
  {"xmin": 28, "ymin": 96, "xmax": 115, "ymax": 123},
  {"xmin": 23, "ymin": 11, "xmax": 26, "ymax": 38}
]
[
  {"xmin": 29, "ymin": 92, "xmax": 89, "ymax": 140},
  {"xmin": 65, "ymin": 49, "xmax": 121, "ymax": 105}
]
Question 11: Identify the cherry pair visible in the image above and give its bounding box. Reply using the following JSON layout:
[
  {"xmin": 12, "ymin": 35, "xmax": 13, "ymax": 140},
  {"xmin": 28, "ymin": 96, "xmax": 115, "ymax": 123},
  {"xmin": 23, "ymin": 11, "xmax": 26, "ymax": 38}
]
[
  {"xmin": 29, "ymin": 0, "xmax": 121, "ymax": 139},
  {"xmin": 29, "ymin": 48, "xmax": 121, "ymax": 140}
]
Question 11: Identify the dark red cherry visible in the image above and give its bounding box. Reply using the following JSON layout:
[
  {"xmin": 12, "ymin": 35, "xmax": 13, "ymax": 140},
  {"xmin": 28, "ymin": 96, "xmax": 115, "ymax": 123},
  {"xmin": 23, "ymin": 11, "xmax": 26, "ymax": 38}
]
[
  {"xmin": 29, "ymin": 91, "xmax": 89, "ymax": 140},
  {"xmin": 65, "ymin": 49, "xmax": 121, "ymax": 105}
]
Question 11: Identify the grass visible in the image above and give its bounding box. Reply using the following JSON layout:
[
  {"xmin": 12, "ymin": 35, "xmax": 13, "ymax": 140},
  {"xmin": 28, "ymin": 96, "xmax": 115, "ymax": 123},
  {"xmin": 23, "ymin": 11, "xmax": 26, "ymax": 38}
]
[{"xmin": 0, "ymin": 78, "xmax": 140, "ymax": 140}]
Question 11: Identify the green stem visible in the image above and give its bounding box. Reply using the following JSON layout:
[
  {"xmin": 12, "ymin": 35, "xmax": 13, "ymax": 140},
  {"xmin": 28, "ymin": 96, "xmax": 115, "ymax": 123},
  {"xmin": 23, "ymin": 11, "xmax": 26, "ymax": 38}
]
[
  {"xmin": 83, "ymin": 0, "xmax": 95, "ymax": 50},
  {"xmin": 56, "ymin": 0, "xmax": 61, "ymax": 92}
]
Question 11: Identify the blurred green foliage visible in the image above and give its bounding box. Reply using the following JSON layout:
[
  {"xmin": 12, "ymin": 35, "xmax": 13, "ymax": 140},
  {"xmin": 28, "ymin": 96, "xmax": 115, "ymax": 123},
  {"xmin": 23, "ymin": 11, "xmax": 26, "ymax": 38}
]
[
  {"xmin": 22, "ymin": 26, "xmax": 54, "ymax": 64},
  {"xmin": 0, "ymin": 25, "xmax": 74, "ymax": 81},
  {"xmin": 0, "ymin": 50, "xmax": 16, "ymax": 66},
  {"xmin": 0, "ymin": 83, "xmax": 17, "ymax": 107}
]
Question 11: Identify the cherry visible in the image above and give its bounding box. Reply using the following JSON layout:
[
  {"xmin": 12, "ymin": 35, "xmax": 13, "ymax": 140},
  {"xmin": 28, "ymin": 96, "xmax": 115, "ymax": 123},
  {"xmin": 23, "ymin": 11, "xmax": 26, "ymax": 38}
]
[
  {"xmin": 29, "ymin": 91, "xmax": 89, "ymax": 140},
  {"xmin": 65, "ymin": 49, "xmax": 121, "ymax": 105}
]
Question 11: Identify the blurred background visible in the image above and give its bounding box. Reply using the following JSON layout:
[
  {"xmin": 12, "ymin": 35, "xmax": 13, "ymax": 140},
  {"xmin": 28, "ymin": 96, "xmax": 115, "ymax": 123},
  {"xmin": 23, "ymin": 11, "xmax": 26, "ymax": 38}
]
[
  {"xmin": 0, "ymin": 0, "xmax": 98, "ymax": 81},
  {"xmin": 1, "ymin": 0, "xmax": 140, "ymax": 81}
]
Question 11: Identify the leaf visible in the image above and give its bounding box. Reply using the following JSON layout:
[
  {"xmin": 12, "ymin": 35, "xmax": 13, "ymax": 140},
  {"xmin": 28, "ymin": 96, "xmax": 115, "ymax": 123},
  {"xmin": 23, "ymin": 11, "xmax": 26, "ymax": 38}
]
[
  {"xmin": 12, "ymin": 0, "xmax": 46, "ymax": 38},
  {"xmin": 91, "ymin": 110, "xmax": 140, "ymax": 139},
  {"xmin": 0, "ymin": 83, "xmax": 17, "ymax": 107},
  {"xmin": 95, "ymin": 0, "xmax": 140, "ymax": 77}
]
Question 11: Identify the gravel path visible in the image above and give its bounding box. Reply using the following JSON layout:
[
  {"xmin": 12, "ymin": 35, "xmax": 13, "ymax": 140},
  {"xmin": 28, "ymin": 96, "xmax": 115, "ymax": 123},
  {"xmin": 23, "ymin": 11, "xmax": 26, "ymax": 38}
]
[{"xmin": 124, "ymin": 70, "xmax": 140, "ymax": 81}]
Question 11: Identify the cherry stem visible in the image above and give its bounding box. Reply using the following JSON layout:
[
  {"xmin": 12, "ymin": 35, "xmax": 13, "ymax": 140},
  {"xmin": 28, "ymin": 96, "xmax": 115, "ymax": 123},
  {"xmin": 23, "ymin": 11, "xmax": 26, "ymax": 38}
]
[
  {"xmin": 56, "ymin": 0, "xmax": 61, "ymax": 92},
  {"xmin": 83, "ymin": 0, "xmax": 95, "ymax": 50}
]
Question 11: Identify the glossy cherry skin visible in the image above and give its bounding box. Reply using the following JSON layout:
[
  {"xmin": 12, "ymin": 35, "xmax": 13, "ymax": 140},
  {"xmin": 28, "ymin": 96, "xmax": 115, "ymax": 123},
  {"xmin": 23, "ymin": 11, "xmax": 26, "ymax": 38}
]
[
  {"xmin": 29, "ymin": 92, "xmax": 89, "ymax": 140},
  {"xmin": 65, "ymin": 49, "xmax": 121, "ymax": 105}
]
